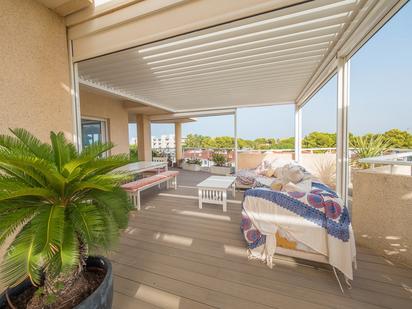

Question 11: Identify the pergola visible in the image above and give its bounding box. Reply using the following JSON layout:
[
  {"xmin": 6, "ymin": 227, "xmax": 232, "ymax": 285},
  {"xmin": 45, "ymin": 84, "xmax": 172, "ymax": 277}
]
[{"xmin": 68, "ymin": 0, "xmax": 407, "ymax": 203}]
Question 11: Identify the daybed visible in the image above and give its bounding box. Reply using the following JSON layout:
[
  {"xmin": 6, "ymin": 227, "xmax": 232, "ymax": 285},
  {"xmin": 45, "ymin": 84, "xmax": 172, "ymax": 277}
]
[{"xmin": 240, "ymin": 163, "xmax": 356, "ymax": 292}]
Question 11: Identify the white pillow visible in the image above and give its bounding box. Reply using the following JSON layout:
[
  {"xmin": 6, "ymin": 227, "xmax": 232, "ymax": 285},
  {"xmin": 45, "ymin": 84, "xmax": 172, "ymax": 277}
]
[{"xmin": 282, "ymin": 164, "xmax": 305, "ymax": 184}]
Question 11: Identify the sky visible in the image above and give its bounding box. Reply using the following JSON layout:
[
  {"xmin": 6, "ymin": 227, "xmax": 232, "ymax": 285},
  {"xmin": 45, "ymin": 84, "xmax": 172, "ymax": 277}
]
[{"xmin": 130, "ymin": 2, "xmax": 412, "ymax": 141}]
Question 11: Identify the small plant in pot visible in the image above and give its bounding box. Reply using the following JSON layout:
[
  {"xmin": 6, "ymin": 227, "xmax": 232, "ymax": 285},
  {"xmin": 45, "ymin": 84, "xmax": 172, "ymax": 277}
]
[
  {"xmin": 210, "ymin": 153, "xmax": 233, "ymax": 175},
  {"xmin": 181, "ymin": 158, "xmax": 202, "ymax": 171},
  {"xmin": 0, "ymin": 129, "xmax": 133, "ymax": 309}
]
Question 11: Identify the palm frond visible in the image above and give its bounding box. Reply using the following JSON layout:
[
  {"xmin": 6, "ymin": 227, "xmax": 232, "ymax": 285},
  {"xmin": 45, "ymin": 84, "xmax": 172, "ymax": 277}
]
[
  {"xmin": 50, "ymin": 132, "xmax": 75, "ymax": 172},
  {"xmin": 0, "ymin": 134, "xmax": 28, "ymax": 153},
  {"xmin": 0, "ymin": 207, "xmax": 37, "ymax": 246},
  {"xmin": 0, "ymin": 175, "xmax": 31, "ymax": 191},
  {"xmin": 66, "ymin": 177, "xmax": 117, "ymax": 196},
  {"xmin": 0, "ymin": 187, "xmax": 55, "ymax": 202},
  {"xmin": 1, "ymin": 226, "xmax": 42, "ymax": 287},
  {"xmin": 79, "ymin": 154, "xmax": 130, "ymax": 178},
  {"xmin": 62, "ymin": 148, "xmax": 128, "ymax": 180},
  {"xmin": 9, "ymin": 128, "xmax": 53, "ymax": 162},
  {"xmin": 89, "ymin": 188, "xmax": 132, "ymax": 229},
  {"xmin": 31, "ymin": 204, "xmax": 65, "ymax": 257},
  {"xmin": 0, "ymin": 158, "xmax": 46, "ymax": 187},
  {"xmin": 80, "ymin": 142, "xmax": 114, "ymax": 159},
  {"xmin": 70, "ymin": 203, "xmax": 105, "ymax": 249},
  {"xmin": 47, "ymin": 224, "xmax": 79, "ymax": 277},
  {"xmin": 0, "ymin": 151, "xmax": 66, "ymax": 190}
]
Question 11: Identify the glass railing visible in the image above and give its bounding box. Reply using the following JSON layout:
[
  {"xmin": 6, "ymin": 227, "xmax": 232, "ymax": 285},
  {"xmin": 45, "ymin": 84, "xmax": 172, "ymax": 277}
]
[{"xmin": 358, "ymin": 151, "xmax": 412, "ymax": 175}]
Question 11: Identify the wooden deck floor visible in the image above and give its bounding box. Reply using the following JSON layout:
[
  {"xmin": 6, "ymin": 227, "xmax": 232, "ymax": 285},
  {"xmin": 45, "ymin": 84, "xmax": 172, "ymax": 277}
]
[{"xmin": 111, "ymin": 170, "xmax": 412, "ymax": 309}]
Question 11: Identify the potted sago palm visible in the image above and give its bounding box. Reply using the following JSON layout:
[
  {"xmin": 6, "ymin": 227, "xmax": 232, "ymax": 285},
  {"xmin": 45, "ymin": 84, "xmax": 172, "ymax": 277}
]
[{"xmin": 0, "ymin": 128, "xmax": 133, "ymax": 309}]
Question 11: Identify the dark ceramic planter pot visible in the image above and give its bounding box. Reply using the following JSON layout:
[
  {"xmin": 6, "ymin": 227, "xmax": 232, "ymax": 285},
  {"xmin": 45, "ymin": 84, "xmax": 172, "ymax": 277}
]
[{"xmin": 0, "ymin": 256, "xmax": 113, "ymax": 309}]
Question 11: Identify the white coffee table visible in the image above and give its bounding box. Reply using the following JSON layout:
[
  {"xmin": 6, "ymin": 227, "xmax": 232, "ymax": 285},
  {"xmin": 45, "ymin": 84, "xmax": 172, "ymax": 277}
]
[{"xmin": 197, "ymin": 176, "xmax": 236, "ymax": 212}]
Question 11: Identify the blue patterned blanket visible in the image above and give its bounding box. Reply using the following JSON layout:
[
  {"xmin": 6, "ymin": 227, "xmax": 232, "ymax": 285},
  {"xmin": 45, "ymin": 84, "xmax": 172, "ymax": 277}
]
[{"xmin": 243, "ymin": 182, "xmax": 351, "ymax": 242}]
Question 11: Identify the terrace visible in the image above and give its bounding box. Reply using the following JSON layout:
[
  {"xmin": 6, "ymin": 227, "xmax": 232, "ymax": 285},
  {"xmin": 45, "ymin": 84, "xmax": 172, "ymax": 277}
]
[
  {"xmin": 111, "ymin": 169, "xmax": 412, "ymax": 309},
  {"xmin": 1, "ymin": 0, "xmax": 412, "ymax": 308}
]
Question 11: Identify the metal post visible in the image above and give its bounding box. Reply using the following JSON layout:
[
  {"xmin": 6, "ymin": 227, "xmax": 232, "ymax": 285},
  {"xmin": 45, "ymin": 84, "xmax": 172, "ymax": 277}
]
[
  {"xmin": 336, "ymin": 58, "xmax": 350, "ymax": 204},
  {"xmin": 175, "ymin": 122, "xmax": 182, "ymax": 166},
  {"xmin": 234, "ymin": 108, "xmax": 238, "ymax": 173},
  {"xmin": 294, "ymin": 104, "xmax": 302, "ymax": 163},
  {"xmin": 68, "ymin": 40, "xmax": 82, "ymax": 152}
]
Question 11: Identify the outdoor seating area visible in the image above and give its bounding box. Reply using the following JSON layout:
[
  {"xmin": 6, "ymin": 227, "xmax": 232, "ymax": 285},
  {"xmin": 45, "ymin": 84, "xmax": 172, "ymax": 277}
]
[
  {"xmin": 111, "ymin": 169, "xmax": 412, "ymax": 309},
  {"xmin": 1, "ymin": 1, "xmax": 411, "ymax": 308}
]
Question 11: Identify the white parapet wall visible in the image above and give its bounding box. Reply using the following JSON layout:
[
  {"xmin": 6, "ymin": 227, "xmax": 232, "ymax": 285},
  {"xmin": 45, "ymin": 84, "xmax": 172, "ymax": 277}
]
[
  {"xmin": 237, "ymin": 151, "xmax": 337, "ymax": 189},
  {"xmin": 352, "ymin": 168, "xmax": 412, "ymax": 266}
]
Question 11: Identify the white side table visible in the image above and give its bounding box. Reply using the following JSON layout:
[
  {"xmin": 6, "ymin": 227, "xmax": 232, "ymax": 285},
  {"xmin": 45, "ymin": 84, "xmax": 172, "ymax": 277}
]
[{"xmin": 197, "ymin": 176, "xmax": 236, "ymax": 212}]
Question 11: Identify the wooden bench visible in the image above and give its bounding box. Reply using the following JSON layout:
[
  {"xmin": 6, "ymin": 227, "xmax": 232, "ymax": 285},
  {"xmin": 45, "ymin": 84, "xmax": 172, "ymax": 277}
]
[{"xmin": 121, "ymin": 171, "xmax": 179, "ymax": 210}]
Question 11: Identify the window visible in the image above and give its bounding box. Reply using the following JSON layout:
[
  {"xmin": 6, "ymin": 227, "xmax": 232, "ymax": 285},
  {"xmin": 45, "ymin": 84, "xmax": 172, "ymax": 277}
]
[{"xmin": 81, "ymin": 118, "xmax": 108, "ymax": 149}]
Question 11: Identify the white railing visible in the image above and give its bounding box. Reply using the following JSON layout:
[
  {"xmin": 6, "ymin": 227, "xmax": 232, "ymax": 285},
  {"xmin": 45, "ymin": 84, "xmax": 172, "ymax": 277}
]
[
  {"xmin": 183, "ymin": 147, "xmax": 337, "ymax": 153},
  {"xmin": 359, "ymin": 152, "xmax": 412, "ymax": 175},
  {"xmin": 236, "ymin": 147, "xmax": 337, "ymax": 153}
]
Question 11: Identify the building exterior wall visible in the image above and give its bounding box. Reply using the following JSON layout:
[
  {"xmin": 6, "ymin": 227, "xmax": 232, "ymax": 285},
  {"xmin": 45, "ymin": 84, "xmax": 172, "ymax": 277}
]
[
  {"xmin": 352, "ymin": 169, "xmax": 412, "ymax": 266},
  {"xmin": 80, "ymin": 89, "xmax": 129, "ymax": 155},
  {"xmin": 0, "ymin": 0, "xmax": 73, "ymax": 142},
  {"xmin": 152, "ymin": 134, "xmax": 175, "ymax": 149}
]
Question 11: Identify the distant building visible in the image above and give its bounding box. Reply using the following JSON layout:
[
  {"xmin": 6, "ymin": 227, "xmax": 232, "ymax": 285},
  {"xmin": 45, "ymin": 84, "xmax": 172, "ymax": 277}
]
[{"xmin": 151, "ymin": 134, "xmax": 175, "ymax": 149}]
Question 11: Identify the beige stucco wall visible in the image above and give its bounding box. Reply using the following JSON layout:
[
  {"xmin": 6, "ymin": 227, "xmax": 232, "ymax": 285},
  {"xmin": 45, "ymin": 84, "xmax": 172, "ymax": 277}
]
[
  {"xmin": 80, "ymin": 89, "xmax": 129, "ymax": 155},
  {"xmin": 237, "ymin": 151, "xmax": 294, "ymax": 170},
  {"xmin": 0, "ymin": 0, "xmax": 74, "ymax": 293},
  {"xmin": 352, "ymin": 169, "xmax": 412, "ymax": 266},
  {"xmin": 0, "ymin": 0, "xmax": 73, "ymax": 142}
]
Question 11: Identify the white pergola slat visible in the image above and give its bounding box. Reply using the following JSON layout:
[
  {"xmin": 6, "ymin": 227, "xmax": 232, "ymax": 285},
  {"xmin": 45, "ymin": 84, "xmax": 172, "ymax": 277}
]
[
  {"xmin": 77, "ymin": 0, "xmax": 367, "ymax": 111},
  {"xmin": 77, "ymin": 0, "xmax": 406, "ymax": 113}
]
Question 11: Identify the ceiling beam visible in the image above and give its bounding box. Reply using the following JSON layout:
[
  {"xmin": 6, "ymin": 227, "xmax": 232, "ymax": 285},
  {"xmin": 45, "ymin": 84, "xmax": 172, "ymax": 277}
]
[
  {"xmin": 149, "ymin": 109, "xmax": 237, "ymax": 121},
  {"xmin": 79, "ymin": 78, "xmax": 175, "ymax": 112},
  {"xmin": 69, "ymin": 0, "xmax": 307, "ymax": 61},
  {"xmin": 38, "ymin": 0, "xmax": 93, "ymax": 16}
]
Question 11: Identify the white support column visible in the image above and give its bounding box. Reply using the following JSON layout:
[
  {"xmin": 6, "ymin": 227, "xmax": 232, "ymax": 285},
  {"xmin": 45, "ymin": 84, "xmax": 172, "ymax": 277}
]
[
  {"xmin": 69, "ymin": 39, "xmax": 82, "ymax": 151},
  {"xmin": 336, "ymin": 58, "xmax": 350, "ymax": 203},
  {"xmin": 234, "ymin": 108, "xmax": 238, "ymax": 173},
  {"xmin": 294, "ymin": 104, "xmax": 302, "ymax": 163},
  {"xmin": 175, "ymin": 122, "xmax": 182, "ymax": 166},
  {"xmin": 136, "ymin": 114, "xmax": 152, "ymax": 161}
]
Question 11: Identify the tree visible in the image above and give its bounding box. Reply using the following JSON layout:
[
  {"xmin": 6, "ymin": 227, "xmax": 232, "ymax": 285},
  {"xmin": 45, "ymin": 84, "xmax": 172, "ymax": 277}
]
[
  {"xmin": 202, "ymin": 137, "xmax": 216, "ymax": 148},
  {"xmin": 275, "ymin": 137, "xmax": 295, "ymax": 149},
  {"xmin": 382, "ymin": 129, "xmax": 412, "ymax": 148},
  {"xmin": 214, "ymin": 136, "xmax": 234, "ymax": 149},
  {"xmin": 182, "ymin": 129, "xmax": 412, "ymax": 151},
  {"xmin": 238, "ymin": 138, "xmax": 255, "ymax": 149},
  {"xmin": 184, "ymin": 134, "xmax": 208, "ymax": 148},
  {"xmin": 303, "ymin": 132, "xmax": 336, "ymax": 148}
]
